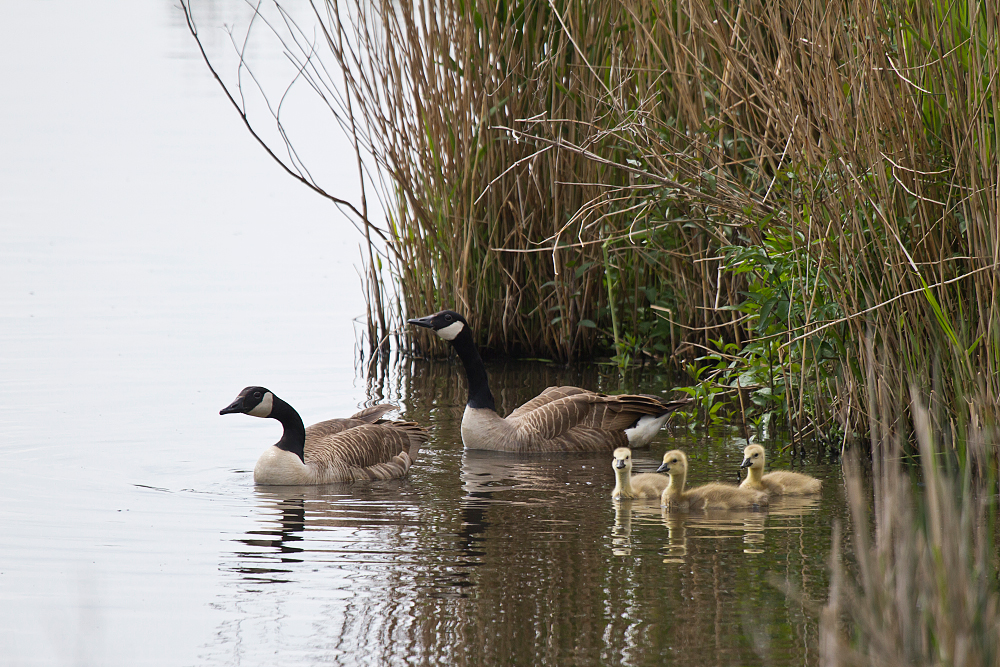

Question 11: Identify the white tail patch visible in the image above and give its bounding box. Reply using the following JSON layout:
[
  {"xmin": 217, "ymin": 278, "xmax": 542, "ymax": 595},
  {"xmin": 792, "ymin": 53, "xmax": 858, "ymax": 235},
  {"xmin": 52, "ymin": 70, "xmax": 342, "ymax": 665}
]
[
  {"xmin": 436, "ymin": 320, "xmax": 465, "ymax": 340},
  {"xmin": 248, "ymin": 392, "xmax": 274, "ymax": 418},
  {"xmin": 625, "ymin": 413, "xmax": 670, "ymax": 447}
]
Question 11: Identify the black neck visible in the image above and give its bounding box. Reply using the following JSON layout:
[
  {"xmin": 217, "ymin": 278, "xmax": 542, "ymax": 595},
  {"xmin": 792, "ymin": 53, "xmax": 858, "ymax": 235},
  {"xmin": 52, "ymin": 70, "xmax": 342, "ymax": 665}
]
[
  {"xmin": 269, "ymin": 395, "xmax": 306, "ymax": 463},
  {"xmin": 450, "ymin": 328, "xmax": 496, "ymax": 411}
]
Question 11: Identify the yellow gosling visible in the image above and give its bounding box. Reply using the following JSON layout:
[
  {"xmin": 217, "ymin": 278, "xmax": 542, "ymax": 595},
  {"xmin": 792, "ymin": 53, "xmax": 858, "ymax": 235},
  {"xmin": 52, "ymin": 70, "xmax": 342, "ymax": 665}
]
[
  {"xmin": 657, "ymin": 450, "xmax": 768, "ymax": 510},
  {"xmin": 611, "ymin": 447, "xmax": 670, "ymax": 499},
  {"xmin": 740, "ymin": 444, "xmax": 822, "ymax": 496}
]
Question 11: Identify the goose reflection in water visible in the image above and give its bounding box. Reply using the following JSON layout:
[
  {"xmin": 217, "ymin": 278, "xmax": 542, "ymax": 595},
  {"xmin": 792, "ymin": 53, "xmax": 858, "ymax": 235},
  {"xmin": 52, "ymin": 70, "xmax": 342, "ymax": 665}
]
[
  {"xmin": 610, "ymin": 500, "xmax": 756, "ymax": 561},
  {"xmin": 661, "ymin": 509, "xmax": 768, "ymax": 558},
  {"xmin": 611, "ymin": 502, "xmax": 633, "ymax": 556},
  {"xmin": 460, "ymin": 449, "xmax": 604, "ymax": 495},
  {"xmin": 232, "ymin": 493, "xmax": 308, "ymax": 584},
  {"xmin": 231, "ymin": 484, "xmax": 491, "ymax": 600},
  {"xmin": 658, "ymin": 494, "xmax": 820, "ymax": 560},
  {"xmin": 229, "ymin": 485, "xmax": 404, "ymax": 585},
  {"xmin": 606, "ymin": 494, "xmax": 821, "ymax": 563},
  {"xmin": 610, "ymin": 499, "xmax": 669, "ymax": 556},
  {"xmin": 455, "ymin": 450, "xmax": 600, "ymax": 580}
]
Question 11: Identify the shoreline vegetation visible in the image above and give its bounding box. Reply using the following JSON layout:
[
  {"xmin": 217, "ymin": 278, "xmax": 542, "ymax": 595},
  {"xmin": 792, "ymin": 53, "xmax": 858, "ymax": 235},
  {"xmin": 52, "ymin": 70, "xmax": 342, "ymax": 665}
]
[{"xmin": 180, "ymin": 0, "xmax": 998, "ymax": 662}]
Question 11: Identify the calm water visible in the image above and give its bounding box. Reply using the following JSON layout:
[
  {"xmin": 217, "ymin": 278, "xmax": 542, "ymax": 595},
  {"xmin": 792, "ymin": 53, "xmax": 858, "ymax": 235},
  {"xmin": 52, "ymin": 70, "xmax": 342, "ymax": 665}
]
[{"xmin": 0, "ymin": 2, "xmax": 845, "ymax": 665}]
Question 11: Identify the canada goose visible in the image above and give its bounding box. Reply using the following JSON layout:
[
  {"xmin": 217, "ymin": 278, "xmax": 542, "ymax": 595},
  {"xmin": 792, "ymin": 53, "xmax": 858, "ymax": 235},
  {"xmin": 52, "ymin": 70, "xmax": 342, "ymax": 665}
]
[
  {"xmin": 611, "ymin": 447, "xmax": 670, "ymax": 499},
  {"xmin": 656, "ymin": 450, "xmax": 768, "ymax": 510},
  {"xmin": 220, "ymin": 386, "xmax": 427, "ymax": 485},
  {"xmin": 740, "ymin": 444, "xmax": 822, "ymax": 495},
  {"xmin": 407, "ymin": 310, "xmax": 688, "ymax": 452}
]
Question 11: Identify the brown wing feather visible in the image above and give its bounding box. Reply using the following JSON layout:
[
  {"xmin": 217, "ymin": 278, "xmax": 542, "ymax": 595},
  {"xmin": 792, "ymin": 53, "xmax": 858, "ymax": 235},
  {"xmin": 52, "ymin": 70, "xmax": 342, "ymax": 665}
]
[
  {"xmin": 305, "ymin": 418, "xmax": 369, "ymax": 439},
  {"xmin": 512, "ymin": 393, "xmax": 668, "ymax": 441},
  {"xmin": 350, "ymin": 403, "xmax": 399, "ymax": 423},
  {"xmin": 303, "ymin": 405, "xmax": 399, "ymax": 439},
  {"xmin": 506, "ymin": 386, "xmax": 590, "ymax": 419},
  {"xmin": 305, "ymin": 425, "xmax": 399, "ymax": 466},
  {"xmin": 383, "ymin": 421, "xmax": 428, "ymax": 459},
  {"xmin": 540, "ymin": 427, "xmax": 629, "ymax": 452},
  {"xmin": 304, "ymin": 421, "xmax": 429, "ymax": 481}
]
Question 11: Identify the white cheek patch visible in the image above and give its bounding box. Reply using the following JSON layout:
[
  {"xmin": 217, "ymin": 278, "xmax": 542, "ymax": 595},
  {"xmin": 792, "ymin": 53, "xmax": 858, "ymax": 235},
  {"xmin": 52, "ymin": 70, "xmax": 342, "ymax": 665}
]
[
  {"xmin": 436, "ymin": 320, "xmax": 465, "ymax": 341},
  {"xmin": 248, "ymin": 392, "xmax": 274, "ymax": 417}
]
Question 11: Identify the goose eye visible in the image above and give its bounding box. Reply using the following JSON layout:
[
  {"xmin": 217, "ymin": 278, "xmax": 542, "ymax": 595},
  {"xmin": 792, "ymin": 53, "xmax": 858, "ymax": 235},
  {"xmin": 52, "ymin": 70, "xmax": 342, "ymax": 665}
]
[
  {"xmin": 445, "ymin": 314, "xmax": 453, "ymax": 321},
  {"xmin": 254, "ymin": 391, "xmax": 262, "ymax": 399}
]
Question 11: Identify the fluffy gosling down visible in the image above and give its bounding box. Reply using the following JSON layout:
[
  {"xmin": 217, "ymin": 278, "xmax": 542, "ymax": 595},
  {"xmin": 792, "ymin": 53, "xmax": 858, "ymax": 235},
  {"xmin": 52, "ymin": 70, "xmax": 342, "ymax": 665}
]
[
  {"xmin": 220, "ymin": 386, "xmax": 427, "ymax": 485},
  {"xmin": 611, "ymin": 447, "xmax": 670, "ymax": 499},
  {"xmin": 656, "ymin": 450, "xmax": 768, "ymax": 510},
  {"xmin": 740, "ymin": 444, "xmax": 821, "ymax": 496}
]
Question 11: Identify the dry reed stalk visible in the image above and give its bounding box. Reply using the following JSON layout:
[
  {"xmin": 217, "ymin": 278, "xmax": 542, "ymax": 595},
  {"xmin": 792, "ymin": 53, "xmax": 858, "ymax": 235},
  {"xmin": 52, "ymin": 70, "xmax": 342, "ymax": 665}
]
[
  {"xmin": 513, "ymin": 0, "xmax": 1000, "ymax": 436},
  {"xmin": 819, "ymin": 383, "xmax": 1000, "ymax": 666}
]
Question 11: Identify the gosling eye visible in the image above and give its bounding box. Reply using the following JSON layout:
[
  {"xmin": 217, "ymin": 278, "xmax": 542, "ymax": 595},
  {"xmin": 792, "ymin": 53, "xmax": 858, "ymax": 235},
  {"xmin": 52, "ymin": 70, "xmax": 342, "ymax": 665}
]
[{"xmin": 754, "ymin": 453, "xmax": 760, "ymax": 458}]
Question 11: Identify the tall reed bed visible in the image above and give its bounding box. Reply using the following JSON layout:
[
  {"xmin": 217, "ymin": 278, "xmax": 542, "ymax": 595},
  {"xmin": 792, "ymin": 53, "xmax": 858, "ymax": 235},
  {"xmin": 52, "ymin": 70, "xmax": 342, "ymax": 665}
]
[
  {"xmin": 313, "ymin": 0, "xmax": 1000, "ymax": 444},
  {"xmin": 316, "ymin": 0, "xmax": 680, "ymax": 360},
  {"xmin": 181, "ymin": 0, "xmax": 1000, "ymax": 445}
]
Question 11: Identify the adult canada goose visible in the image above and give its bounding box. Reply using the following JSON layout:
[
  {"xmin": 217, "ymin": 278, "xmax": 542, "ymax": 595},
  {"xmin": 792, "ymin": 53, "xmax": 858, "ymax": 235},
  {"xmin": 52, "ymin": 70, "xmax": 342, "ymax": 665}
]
[
  {"xmin": 656, "ymin": 449, "xmax": 768, "ymax": 510},
  {"xmin": 611, "ymin": 447, "xmax": 670, "ymax": 499},
  {"xmin": 407, "ymin": 310, "xmax": 688, "ymax": 452},
  {"xmin": 220, "ymin": 386, "xmax": 427, "ymax": 485},
  {"xmin": 740, "ymin": 444, "xmax": 822, "ymax": 495}
]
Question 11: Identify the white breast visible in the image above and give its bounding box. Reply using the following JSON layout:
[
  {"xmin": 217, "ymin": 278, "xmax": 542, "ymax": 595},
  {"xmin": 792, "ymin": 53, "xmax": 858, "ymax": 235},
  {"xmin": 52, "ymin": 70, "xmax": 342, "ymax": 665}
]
[
  {"xmin": 460, "ymin": 406, "xmax": 513, "ymax": 451},
  {"xmin": 254, "ymin": 446, "xmax": 310, "ymax": 485}
]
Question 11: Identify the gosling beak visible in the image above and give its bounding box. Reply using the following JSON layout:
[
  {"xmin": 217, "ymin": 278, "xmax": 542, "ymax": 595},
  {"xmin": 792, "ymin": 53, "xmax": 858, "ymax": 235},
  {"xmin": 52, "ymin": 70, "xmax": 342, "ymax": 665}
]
[
  {"xmin": 615, "ymin": 460, "xmax": 626, "ymax": 470},
  {"xmin": 655, "ymin": 463, "xmax": 670, "ymax": 474},
  {"xmin": 407, "ymin": 315, "xmax": 435, "ymax": 329},
  {"xmin": 740, "ymin": 458, "xmax": 752, "ymax": 468},
  {"xmin": 220, "ymin": 398, "xmax": 245, "ymax": 415}
]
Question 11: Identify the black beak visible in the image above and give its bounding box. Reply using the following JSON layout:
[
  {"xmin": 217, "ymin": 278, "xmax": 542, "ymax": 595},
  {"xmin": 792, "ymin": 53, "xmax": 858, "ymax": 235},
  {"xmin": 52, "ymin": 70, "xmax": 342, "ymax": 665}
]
[
  {"xmin": 655, "ymin": 463, "xmax": 670, "ymax": 474},
  {"xmin": 220, "ymin": 398, "xmax": 245, "ymax": 416},
  {"xmin": 407, "ymin": 315, "xmax": 436, "ymax": 329},
  {"xmin": 740, "ymin": 458, "xmax": 752, "ymax": 468},
  {"xmin": 615, "ymin": 460, "xmax": 626, "ymax": 470}
]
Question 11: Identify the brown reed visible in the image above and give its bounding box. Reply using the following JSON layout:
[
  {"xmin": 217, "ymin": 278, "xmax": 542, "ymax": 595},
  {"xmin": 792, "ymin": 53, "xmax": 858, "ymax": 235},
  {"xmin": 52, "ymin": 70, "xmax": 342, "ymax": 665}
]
[
  {"xmin": 820, "ymin": 382, "xmax": 1000, "ymax": 666},
  {"xmin": 315, "ymin": 0, "xmax": 1000, "ymax": 431},
  {"xmin": 180, "ymin": 0, "xmax": 1000, "ymax": 442}
]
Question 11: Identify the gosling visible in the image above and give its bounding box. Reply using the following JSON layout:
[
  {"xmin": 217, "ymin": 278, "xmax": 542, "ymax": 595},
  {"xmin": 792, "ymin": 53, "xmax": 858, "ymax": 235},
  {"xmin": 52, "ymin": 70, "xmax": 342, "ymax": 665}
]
[
  {"xmin": 611, "ymin": 447, "xmax": 670, "ymax": 499},
  {"xmin": 657, "ymin": 449, "xmax": 768, "ymax": 510},
  {"xmin": 740, "ymin": 444, "xmax": 822, "ymax": 496}
]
